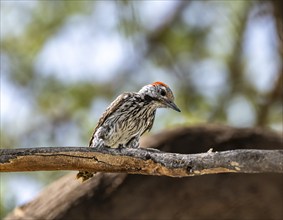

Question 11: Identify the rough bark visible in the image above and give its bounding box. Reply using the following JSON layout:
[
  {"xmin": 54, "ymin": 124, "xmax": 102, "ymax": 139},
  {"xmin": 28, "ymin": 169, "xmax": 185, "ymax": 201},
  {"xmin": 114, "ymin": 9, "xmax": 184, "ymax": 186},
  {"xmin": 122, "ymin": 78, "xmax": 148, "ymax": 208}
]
[
  {"xmin": 1, "ymin": 147, "xmax": 282, "ymax": 176},
  {"xmin": 4, "ymin": 125, "xmax": 283, "ymax": 220}
]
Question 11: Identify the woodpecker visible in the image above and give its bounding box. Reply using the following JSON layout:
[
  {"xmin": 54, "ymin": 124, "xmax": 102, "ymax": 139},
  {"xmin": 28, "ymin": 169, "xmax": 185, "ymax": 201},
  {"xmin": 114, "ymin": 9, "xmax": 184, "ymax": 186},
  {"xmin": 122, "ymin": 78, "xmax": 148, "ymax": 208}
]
[{"xmin": 77, "ymin": 82, "xmax": 180, "ymax": 181}]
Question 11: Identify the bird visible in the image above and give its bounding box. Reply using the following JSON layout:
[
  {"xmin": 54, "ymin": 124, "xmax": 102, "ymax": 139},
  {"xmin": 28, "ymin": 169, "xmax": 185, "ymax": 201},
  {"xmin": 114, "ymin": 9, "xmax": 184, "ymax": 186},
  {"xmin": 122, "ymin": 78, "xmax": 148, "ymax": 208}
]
[{"xmin": 77, "ymin": 81, "xmax": 180, "ymax": 182}]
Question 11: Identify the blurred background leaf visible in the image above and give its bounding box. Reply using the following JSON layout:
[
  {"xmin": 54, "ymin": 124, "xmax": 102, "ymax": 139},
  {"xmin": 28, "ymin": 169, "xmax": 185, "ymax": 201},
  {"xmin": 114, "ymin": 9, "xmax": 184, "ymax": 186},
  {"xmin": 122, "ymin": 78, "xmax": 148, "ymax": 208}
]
[{"xmin": 0, "ymin": 0, "xmax": 282, "ymax": 218}]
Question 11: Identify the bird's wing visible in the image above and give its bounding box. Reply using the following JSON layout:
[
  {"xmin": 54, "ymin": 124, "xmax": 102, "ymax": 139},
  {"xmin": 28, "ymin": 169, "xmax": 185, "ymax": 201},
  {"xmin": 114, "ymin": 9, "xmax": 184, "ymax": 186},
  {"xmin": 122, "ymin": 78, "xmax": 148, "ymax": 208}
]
[
  {"xmin": 141, "ymin": 109, "xmax": 156, "ymax": 136},
  {"xmin": 88, "ymin": 92, "xmax": 133, "ymax": 146}
]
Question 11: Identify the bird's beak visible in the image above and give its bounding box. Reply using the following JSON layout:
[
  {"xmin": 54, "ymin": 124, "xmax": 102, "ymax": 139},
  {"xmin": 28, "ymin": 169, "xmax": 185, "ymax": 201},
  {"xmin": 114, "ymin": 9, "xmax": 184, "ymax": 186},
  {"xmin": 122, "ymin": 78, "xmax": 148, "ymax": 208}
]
[{"xmin": 164, "ymin": 100, "xmax": 181, "ymax": 112}]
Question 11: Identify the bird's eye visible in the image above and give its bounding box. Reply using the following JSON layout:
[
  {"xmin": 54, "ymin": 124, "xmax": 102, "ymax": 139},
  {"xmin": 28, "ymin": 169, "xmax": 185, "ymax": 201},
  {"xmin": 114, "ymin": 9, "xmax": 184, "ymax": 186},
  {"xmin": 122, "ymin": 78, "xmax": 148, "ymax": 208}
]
[{"xmin": 160, "ymin": 89, "xmax": 166, "ymax": 96}]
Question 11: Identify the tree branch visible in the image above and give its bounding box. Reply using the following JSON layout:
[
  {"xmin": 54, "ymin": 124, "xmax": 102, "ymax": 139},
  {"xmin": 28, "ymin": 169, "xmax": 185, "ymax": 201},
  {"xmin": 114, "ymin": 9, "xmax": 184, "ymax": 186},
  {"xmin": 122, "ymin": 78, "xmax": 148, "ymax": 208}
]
[
  {"xmin": 1, "ymin": 147, "xmax": 282, "ymax": 176},
  {"xmin": 3, "ymin": 126, "xmax": 283, "ymax": 220}
]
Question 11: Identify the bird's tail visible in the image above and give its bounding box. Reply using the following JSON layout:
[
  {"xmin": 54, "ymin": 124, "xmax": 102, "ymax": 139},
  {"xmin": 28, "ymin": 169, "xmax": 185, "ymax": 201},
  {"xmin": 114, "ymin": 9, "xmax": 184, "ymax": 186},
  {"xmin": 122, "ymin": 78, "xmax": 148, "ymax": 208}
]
[
  {"xmin": 76, "ymin": 171, "xmax": 94, "ymax": 182},
  {"xmin": 76, "ymin": 135, "xmax": 102, "ymax": 182}
]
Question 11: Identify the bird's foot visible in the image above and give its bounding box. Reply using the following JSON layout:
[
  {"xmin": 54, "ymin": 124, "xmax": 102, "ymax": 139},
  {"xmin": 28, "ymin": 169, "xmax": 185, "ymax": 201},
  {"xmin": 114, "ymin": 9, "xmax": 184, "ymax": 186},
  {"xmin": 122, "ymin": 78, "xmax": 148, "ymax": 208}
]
[{"xmin": 125, "ymin": 136, "xmax": 140, "ymax": 148}]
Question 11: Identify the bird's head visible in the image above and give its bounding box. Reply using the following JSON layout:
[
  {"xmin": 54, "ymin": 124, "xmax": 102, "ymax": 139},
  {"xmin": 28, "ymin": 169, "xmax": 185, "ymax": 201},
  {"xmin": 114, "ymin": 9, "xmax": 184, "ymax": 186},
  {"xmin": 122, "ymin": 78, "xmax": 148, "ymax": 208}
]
[{"xmin": 138, "ymin": 81, "xmax": 181, "ymax": 112}]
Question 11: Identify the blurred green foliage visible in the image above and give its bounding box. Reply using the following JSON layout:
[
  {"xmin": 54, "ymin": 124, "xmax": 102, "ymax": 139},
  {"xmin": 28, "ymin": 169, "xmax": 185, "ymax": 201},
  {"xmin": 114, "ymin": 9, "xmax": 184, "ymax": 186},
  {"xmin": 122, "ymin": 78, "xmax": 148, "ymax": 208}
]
[{"xmin": 0, "ymin": 0, "xmax": 282, "ymax": 218}]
